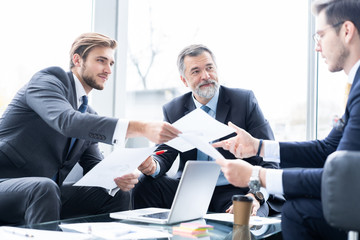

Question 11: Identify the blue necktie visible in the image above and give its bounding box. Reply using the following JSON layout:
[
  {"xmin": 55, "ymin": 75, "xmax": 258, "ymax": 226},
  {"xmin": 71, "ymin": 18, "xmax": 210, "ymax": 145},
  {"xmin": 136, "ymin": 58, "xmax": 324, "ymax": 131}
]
[
  {"xmin": 68, "ymin": 95, "xmax": 88, "ymax": 153},
  {"xmin": 197, "ymin": 105, "xmax": 211, "ymax": 161}
]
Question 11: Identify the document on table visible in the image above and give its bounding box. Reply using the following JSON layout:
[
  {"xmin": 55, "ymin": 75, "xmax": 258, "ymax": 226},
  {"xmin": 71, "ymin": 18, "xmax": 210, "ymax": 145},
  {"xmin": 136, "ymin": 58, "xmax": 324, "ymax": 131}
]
[
  {"xmin": 165, "ymin": 108, "xmax": 235, "ymax": 152},
  {"xmin": 74, "ymin": 146, "xmax": 157, "ymax": 195},
  {"xmin": 0, "ymin": 226, "xmax": 91, "ymax": 240},
  {"xmin": 60, "ymin": 222, "xmax": 172, "ymax": 239},
  {"xmin": 204, "ymin": 213, "xmax": 281, "ymax": 226}
]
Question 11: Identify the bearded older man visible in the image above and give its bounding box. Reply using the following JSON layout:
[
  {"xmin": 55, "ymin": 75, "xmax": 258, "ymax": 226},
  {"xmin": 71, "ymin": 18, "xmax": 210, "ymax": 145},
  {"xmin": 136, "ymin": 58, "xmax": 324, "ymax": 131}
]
[{"xmin": 132, "ymin": 44, "xmax": 280, "ymax": 217}]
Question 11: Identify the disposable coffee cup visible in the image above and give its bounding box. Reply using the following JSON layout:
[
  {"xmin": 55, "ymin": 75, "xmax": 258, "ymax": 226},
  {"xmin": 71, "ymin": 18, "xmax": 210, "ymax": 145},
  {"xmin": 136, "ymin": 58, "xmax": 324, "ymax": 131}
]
[{"xmin": 232, "ymin": 195, "xmax": 253, "ymax": 226}]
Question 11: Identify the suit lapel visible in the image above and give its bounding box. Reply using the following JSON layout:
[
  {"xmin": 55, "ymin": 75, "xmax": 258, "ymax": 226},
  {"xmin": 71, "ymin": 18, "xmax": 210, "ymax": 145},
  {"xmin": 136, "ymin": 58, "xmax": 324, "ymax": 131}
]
[
  {"xmin": 216, "ymin": 86, "xmax": 230, "ymax": 124},
  {"xmin": 67, "ymin": 72, "xmax": 78, "ymax": 110},
  {"xmin": 184, "ymin": 93, "xmax": 196, "ymax": 115}
]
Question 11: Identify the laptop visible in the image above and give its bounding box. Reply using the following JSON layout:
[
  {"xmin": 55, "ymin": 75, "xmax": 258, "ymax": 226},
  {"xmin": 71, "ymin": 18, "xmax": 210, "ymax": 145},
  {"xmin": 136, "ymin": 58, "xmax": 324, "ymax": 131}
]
[{"xmin": 110, "ymin": 161, "xmax": 221, "ymax": 224}]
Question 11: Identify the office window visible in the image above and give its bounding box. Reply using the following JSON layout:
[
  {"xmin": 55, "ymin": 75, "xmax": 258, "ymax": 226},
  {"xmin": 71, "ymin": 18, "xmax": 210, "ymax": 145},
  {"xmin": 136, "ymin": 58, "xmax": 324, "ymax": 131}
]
[
  {"xmin": 317, "ymin": 57, "xmax": 348, "ymax": 139},
  {"xmin": 125, "ymin": 0, "xmax": 309, "ymax": 144},
  {"xmin": 0, "ymin": 0, "xmax": 92, "ymax": 115}
]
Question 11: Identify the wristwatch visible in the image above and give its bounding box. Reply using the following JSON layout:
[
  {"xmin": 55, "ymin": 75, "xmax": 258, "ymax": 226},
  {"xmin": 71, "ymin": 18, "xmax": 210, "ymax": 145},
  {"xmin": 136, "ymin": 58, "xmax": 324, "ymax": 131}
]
[
  {"xmin": 248, "ymin": 166, "xmax": 265, "ymax": 205},
  {"xmin": 248, "ymin": 189, "xmax": 265, "ymax": 205}
]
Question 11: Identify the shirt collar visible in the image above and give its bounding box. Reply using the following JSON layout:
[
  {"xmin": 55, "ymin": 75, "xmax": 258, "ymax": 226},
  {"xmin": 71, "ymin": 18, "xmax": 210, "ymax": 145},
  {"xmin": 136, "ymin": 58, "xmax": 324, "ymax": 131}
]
[
  {"xmin": 192, "ymin": 87, "xmax": 219, "ymax": 113},
  {"xmin": 348, "ymin": 59, "xmax": 360, "ymax": 84},
  {"xmin": 72, "ymin": 74, "xmax": 87, "ymax": 108}
]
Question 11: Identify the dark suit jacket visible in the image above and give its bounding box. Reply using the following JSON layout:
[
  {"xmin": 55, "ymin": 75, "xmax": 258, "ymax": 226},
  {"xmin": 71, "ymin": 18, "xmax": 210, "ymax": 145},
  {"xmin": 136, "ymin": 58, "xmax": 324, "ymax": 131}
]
[
  {"xmin": 154, "ymin": 85, "xmax": 278, "ymax": 178},
  {"xmin": 280, "ymin": 66, "xmax": 360, "ymax": 199},
  {"xmin": 0, "ymin": 67, "xmax": 118, "ymax": 185}
]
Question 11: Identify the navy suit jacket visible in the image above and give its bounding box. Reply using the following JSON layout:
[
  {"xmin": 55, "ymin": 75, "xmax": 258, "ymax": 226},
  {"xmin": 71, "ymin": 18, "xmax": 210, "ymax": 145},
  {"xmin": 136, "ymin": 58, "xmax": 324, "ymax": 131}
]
[
  {"xmin": 0, "ymin": 67, "xmax": 118, "ymax": 185},
  {"xmin": 280, "ymin": 66, "xmax": 360, "ymax": 199},
  {"xmin": 154, "ymin": 85, "xmax": 278, "ymax": 178}
]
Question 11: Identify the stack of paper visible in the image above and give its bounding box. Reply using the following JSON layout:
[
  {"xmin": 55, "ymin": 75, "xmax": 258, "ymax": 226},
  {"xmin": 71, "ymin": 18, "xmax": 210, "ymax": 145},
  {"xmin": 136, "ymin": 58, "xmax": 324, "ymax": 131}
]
[{"xmin": 172, "ymin": 222, "xmax": 213, "ymax": 238}]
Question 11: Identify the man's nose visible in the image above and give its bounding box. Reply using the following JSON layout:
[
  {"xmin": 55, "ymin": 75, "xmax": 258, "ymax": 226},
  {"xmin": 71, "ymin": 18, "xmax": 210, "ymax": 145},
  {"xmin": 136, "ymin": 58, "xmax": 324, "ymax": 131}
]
[
  {"xmin": 105, "ymin": 64, "xmax": 112, "ymax": 74},
  {"xmin": 201, "ymin": 70, "xmax": 210, "ymax": 79}
]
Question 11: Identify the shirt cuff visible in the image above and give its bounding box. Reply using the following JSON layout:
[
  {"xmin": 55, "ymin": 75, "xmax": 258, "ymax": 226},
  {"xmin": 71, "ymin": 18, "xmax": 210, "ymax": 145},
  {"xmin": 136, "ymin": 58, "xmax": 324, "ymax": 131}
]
[
  {"xmin": 265, "ymin": 168, "xmax": 284, "ymax": 195},
  {"xmin": 259, "ymin": 187, "xmax": 269, "ymax": 201},
  {"xmin": 112, "ymin": 119, "xmax": 129, "ymax": 147},
  {"xmin": 263, "ymin": 140, "xmax": 280, "ymax": 163},
  {"xmin": 150, "ymin": 159, "xmax": 161, "ymax": 178}
]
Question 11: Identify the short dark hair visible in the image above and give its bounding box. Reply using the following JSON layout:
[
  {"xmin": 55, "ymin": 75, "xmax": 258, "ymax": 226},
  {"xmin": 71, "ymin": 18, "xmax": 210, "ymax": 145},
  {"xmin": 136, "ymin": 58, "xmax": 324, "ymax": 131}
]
[
  {"xmin": 177, "ymin": 44, "xmax": 217, "ymax": 77},
  {"xmin": 69, "ymin": 32, "xmax": 117, "ymax": 69},
  {"xmin": 312, "ymin": 0, "xmax": 360, "ymax": 35}
]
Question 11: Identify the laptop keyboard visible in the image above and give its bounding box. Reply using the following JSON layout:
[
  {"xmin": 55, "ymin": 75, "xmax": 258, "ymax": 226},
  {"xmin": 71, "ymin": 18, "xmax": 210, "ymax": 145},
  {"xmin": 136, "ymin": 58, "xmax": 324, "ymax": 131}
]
[{"xmin": 141, "ymin": 211, "xmax": 170, "ymax": 219}]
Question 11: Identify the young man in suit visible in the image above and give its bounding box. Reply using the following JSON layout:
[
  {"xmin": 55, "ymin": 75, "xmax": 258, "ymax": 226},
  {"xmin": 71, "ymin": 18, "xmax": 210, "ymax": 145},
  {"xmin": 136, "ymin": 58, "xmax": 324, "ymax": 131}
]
[
  {"xmin": 133, "ymin": 44, "xmax": 279, "ymax": 217},
  {"xmin": 0, "ymin": 32, "xmax": 180, "ymax": 225},
  {"xmin": 214, "ymin": 0, "xmax": 360, "ymax": 239}
]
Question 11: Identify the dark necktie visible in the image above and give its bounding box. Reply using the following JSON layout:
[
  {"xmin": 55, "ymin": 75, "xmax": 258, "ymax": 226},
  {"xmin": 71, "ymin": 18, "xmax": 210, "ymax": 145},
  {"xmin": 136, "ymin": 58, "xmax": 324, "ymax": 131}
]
[
  {"xmin": 68, "ymin": 95, "xmax": 88, "ymax": 153},
  {"xmin": 197, "ymin": 105, "xmax": 211, "ymax": 161}
]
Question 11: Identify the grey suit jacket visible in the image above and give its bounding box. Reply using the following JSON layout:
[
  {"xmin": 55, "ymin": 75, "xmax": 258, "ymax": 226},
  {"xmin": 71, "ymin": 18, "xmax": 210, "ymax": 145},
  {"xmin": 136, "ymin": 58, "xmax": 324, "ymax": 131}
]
[
  {"xmin": 0, "ymin": 67, "xmax": 118, "ymax": 185},
  {"xmin": 154, "ymin": 85, "xmax": 278, "ymax": 178}
]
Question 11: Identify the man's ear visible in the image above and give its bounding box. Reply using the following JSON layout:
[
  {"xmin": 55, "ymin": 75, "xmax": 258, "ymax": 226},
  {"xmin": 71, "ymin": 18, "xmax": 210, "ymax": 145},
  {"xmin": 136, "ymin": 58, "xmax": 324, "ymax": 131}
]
[
  {"xmin": 343, "ymin": 20, "xmax": 356, "ymax": 44},
  {"xmin": 72, "ymin": 53, "xmax": 82, "ymax": 67},
  {"xmin": 180, "ymin": 76, "xmax": 188, "ymax": 87}
]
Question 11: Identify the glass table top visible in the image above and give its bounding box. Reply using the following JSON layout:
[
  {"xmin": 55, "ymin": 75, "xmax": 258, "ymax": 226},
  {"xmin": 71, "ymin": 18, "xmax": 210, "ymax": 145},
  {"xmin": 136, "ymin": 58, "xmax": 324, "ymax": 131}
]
[{"xmin": 21, "ymin": 213, "xmax": 281, "ymax": 240}]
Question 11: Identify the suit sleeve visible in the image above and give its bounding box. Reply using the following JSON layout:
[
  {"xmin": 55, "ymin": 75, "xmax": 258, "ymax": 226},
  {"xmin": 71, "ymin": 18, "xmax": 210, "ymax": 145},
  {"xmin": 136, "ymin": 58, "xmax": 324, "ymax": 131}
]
[
  {"xmin": 279, "ymin": 129, "xmax": 341, "ymax": 168},
  {"xmin": 25, "ymin": 68, "xmax": 118, "ymax": 145},
  {"xmin": 243, "ymin": 91, "xmax": 278, "ymax": 169},
  {"xmin": 282, "ymin": 168, "xmax": 323, "ymax": 199}
]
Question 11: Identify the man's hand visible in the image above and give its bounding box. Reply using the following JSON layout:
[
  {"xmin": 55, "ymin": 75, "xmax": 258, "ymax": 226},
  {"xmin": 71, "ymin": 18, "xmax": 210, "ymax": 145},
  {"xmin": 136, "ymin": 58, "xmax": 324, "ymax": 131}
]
[
  {"xmin": 113, "ymin": 172, "xmax": 140, "ymax": 192},
  {"xmin": 127, "ymin": 121, "xmax": 181, "ymax": 144},
  {"xmin": 216, "ymin": 159, "xmax": 253, "ymax": 187},
  {"xmin": 225, "ymin": 196, "xmax": 260, "ymax": 216},
  {"xmin": 138, "ymin": 156, "xmax": 157, "ymax": 176},
  {"xmin": 212, "ymin": 121, "xmax": 260, "ymax": 159},
  {"xmin": 246, "ymin": 193, "xmax": 261, "ymax": 216}
]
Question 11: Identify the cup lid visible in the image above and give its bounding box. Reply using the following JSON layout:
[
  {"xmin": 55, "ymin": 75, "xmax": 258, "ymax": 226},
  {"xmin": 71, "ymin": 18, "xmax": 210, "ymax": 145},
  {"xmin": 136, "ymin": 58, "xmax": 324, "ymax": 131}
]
[{"xmin": 232, "ymin": 195, "xmax": 253, "ymax": 202}]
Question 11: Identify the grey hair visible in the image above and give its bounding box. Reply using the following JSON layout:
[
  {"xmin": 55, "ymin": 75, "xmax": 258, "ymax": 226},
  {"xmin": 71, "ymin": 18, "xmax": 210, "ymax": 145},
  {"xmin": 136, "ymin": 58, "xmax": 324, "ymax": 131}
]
[{"xmin": 177, "ymin": 44, "xmax": 217, "ymax": 77}]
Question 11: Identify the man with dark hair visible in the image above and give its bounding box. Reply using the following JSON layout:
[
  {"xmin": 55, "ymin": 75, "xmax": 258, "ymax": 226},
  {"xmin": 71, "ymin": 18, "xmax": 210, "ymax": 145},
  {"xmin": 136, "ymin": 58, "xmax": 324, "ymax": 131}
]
[
  {"xmin": 214, "ymin": 0, "xmax": 360, "ymax": 239},
  {"xmin": 133, "ymin": 44, "xmax": 279, "ymax": 217},
  {"xmin": 0, "ymin": 32, "xmax": 180, "ymax": 225}
]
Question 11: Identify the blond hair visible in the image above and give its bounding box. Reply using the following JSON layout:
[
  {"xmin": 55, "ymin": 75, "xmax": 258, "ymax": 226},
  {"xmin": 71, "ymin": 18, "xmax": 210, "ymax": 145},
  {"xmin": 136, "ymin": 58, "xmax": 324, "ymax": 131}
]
[{"xmin": 69, "ymin": 32, "xmax": 117, "ymax": 69}]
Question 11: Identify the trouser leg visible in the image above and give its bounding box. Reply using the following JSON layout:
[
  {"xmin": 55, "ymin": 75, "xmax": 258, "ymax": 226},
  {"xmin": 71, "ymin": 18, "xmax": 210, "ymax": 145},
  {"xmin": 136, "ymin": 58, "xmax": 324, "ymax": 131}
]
[
  {"xmin": 60, "ymin": 185, "xmax": 130, "ymax": 219},
  {"xmin": 281, "ymin": 198, "xmax": 347, "ymax": 240},
  {"xmin": 0, "ymin": 177, "xmax": 61, "ymax": 226},
  {"xmin": 132, "ymin": 174, "xmax": 179, "ymax": 209}
]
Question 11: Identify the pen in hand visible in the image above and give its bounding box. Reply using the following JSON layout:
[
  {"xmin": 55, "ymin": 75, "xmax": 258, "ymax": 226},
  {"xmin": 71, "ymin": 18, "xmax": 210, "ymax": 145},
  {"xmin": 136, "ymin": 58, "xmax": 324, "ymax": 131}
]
[{"xmin": 154, "ymin": 150, "xmax": 167, "ymax": 156}]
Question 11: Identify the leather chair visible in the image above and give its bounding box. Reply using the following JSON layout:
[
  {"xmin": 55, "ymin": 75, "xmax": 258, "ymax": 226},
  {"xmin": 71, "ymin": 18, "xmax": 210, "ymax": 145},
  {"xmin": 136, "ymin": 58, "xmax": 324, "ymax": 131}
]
[{"xmin": 322, "ymin": 150, "xmax": 360, "ymax": 240}]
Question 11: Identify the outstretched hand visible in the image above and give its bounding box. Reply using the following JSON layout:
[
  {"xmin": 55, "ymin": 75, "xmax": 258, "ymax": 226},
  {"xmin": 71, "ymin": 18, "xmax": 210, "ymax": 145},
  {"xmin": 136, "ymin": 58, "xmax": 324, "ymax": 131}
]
[
  {"xmin": 143, "ymin": 122, "xmax": 181, "ymax": 144},
  {"xmin": 212, "ymin": 121, "xmax": 259, "ymax": 159}
]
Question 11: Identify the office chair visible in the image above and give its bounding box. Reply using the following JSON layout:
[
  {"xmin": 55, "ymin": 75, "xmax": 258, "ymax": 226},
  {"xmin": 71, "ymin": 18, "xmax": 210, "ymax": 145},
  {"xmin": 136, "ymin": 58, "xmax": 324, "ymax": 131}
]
[{"xmin": 322, "ymin": 151, "xmax": 360, "ymax": 240}]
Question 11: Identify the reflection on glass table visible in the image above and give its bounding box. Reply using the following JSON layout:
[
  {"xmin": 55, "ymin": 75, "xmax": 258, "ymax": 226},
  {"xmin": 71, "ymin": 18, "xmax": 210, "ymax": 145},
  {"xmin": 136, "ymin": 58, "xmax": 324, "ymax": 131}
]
[{"xmin": 20, "ymin": 213, "xmax": 281, "ymax": 240}]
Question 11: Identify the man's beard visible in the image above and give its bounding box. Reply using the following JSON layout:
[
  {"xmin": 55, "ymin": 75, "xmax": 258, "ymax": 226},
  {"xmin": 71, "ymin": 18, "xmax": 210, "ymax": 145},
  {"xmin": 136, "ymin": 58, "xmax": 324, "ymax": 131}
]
[
  {"xmin": 329, "ymin": 43, "xmax": 349, "ymax": 73},
  {"xmin": 81, "ymin": 65, "xmax": 104, "ymax": 90},
  {"xmin": 194, "ymin": 80, "xmax": 219, "ymax": 99}
]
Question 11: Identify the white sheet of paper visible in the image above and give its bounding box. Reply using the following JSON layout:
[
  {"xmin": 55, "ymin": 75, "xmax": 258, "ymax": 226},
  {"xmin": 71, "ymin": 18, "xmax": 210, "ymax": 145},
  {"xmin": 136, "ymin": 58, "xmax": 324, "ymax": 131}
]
[
  {"xmin": 179, "ymin": 133, "xmax": 225, "ymax": 160},
  {"xmin": 204, "ymin": 213, "xmax": 281, "ymax": 226},
  {"xmin": 60, "ymin": 222, "xmax": 172, "ymax": 239},
  {"xmin": 165, "ymin": 108, "xmax": 235, "ymax": 152},
  {"xmin": 0, "ymin": 226, "xmax": 91, "ymax": 240},
  {"xmin": 74, "ymin": 146, "xmax": 156, "ymax": 191}
]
